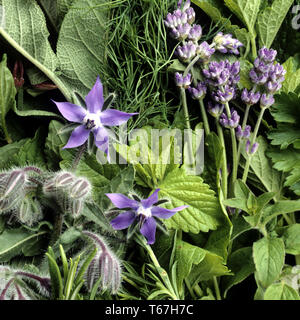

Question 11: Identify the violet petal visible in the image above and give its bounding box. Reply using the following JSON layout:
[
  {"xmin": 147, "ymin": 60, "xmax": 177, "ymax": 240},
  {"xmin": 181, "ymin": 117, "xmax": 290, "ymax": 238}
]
[
  {"xmin": 100, "ymin": 109, "xmax": 138, "ymax": 126},
  {"xmin": 140, "ymin": 217, "xmax": 157, "ymax": 245},
  {"xmin": 52, "ymin": 101, "xmax": 86, "ymax": 123},
  {"xmin": 110, "ymin": 211, "xmax": 136, "ymax": 230},
  {"xmin": 151, "ymin": 205, "xmax": 188, "ymax": 219},
  {"xmin": 63, "ymin": 125, "xmax": 90, "ymax": 149},
  {"xmin": 141, "ymin": 189, "xmax": 160, "ymax": 208},
  {"xmin": 105, "ymin": 193, "xmax": 139, "ymax": 209},
  {"xmin": 85, "ymin": 76, "xmax": 104, "ymax": 113}
]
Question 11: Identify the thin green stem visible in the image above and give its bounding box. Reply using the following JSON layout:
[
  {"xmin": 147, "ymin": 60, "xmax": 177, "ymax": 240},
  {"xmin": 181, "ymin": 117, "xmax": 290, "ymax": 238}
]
[
  {"xmin": 193, "ymin": 284, "xmax": 203, "ymax": 298},
  {"xmin": 251, "ymin": 36, "xmax": 257, "ymax": 60},
  {"xmin": 183, "ymin": 54, "xmax": 201, "ymax": 78},
  {"xmin": 216, "ymin": 120, "xmax": 228, "ymax": 199},
  {"xmin": 213, "ymin": 276, "xmax": 222, "ymax": 300},
  {"xmin": 224, "ymin": 102, "xmax": 238, "ymax": 194},
  {"xmin": 199, "ymin": 99, "xmax": 211, "ymax": 136},
  {"xmin": 236, "ymin": 104, "xmax": 251, "ymax": 165},
  {"xmin": 184, "ymin": 279, "xmax": 196, "ymax": 299},
  {"xmin": 180, "ymin": 87, "xmax": 191, "ymax": 129},
  {"xmin": 242, "ymin": 107, "xmax": 267, "ymax": 183}
]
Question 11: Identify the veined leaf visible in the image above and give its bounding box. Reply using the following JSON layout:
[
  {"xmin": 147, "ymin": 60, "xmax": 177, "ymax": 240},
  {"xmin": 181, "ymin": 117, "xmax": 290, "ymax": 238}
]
[
  {"xmin": 253, "ymin": 237, "xmax": 285, "ymax": 289},
  {"xmin": 158, "ymin": 168, "xmax": 222, "ymax": 233},
  {"xmin": 257, "ymin": 0, "xmax": 294, "ymax": 48},
  {"xmin": 0, "ymin": 228, "xmax": 47, "ymax": 262},
  {"xmin": 264, "ymin": 283, "xmax": 300, "ymax": 300},
  {"xmin": 282, "ymin": 224, "xmax": 300, "ymax": 255},
  {"xmin": 282, "ymin": 56, "xmax": 300, "ymax": 94}
]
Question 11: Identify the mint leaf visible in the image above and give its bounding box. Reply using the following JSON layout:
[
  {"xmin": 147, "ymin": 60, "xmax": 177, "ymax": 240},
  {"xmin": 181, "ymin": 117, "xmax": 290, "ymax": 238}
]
[
  {"xmin": 253, "ymin": 237, "xmax": 285, "ymax": 288},
  {"xmin": 264, "ymin": 283, "xmax": 300, "ymax": 300},
  {"xmin": 282, "ymin": 224, "xmax": 300, "ymax": 255},
  {"xmin": 158, "ymin": 168, "xmax": 222, "ymax": 233},
  {"xmin": 282, "ymin": 56, "xmax": 300, "ymax": 94},
  {"xmin": 257, "ymin": 0, "xmax": 294, "ymax": 48}
]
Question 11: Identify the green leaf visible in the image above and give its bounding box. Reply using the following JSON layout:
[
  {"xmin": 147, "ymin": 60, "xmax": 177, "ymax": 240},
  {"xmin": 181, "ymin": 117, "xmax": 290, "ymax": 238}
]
[
  {"xmin": 225, "ymin": 0, "xmax": 261, "ymax": 35},
  {"xmin": 282, "ymin": 56, "xmax": 300, "ymax": 94},
  {"xmin": 46, "ymin": 250, "xmax": 64, "ymax": 299},
  {"xmin": 0, "ymin": 139, "xmax": 28, "ymax": 169},
  {"xmin": 56, "ymin": 0, "xmax": 108, "ymax": 98},
  {"xmin": 0, "ymin": 54, "xmax": 17, "ymax": 143},
  {"xmin": 0, "ymin": 228, "xmax": 47, "ymax": 262},
  {"xmin": 282, "ymin": 224, "xmax": 300, "ymax": 255},
  {"xmin": 257, "ymin": 0, "xmax": 294, "ymax": 48},
  {"xmin": 175, "ymin": 239, "xmax": 206, "ymax": 291},
  {"xmin": 253, "ymin": 237, "xmax": 285, "ymax": 288},
  {"xmin": 244, "ymin": 136, "xmax": 282, "ymax": 199},
  {"xmin": 223, "ymin": 247, "xmax": 255, "ymax": 297},
  {"xmin": 264, "ymin": 283, "xmax": 300, "ymax": 300},
  {"xmin": 158, "ymin": 168, "xmax": 222, "ymax": 233}
]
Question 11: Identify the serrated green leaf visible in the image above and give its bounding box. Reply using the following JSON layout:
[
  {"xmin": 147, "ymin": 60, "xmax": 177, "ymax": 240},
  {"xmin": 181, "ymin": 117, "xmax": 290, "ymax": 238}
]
[
  {"xmin": 158, "ymin": 168, "xmax": 222, "ymax": 233},
  {"xmin": 253, "ymin": 237, "xmax": 285, "ymax": 288},
  {"xmin": 282, "ymin": 224, "xmax": 300, "ymax": 255},
  {"xmin": 257, "ymin": 0, "xmax": 294, "ymax": 48},
  {"xmin": 264, "ymin": 282, "xmax": 300, "ymax": 300},
  {"xmin": 282, "ymin": 56, "xmax": 300, "ymax": 94}
]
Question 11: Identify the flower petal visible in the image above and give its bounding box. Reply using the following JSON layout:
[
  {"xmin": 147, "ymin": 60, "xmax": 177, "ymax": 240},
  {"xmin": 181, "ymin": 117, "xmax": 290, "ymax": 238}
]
[
  {"xmin": 151, "ymin": 205, "xmax": 188, "ymax": 219},
  {"xmin": 100, "ymin": 109, "xmax": 138, "ymax": 126},
  {"xmin": 140, "ymin": 217, "xmax": 157, "ymax": 245},
  {"xmin": 141, "ymin": 189, "xmax": 160, "ymax": 208},
  {"xmin": 110, "ymin": 211, "xmax": 136, "ymax": 230},
  {"xmin": 52, "ymin": 101, "xmax": 86, "ymax": 123},
  {"xmin": 105, "ymin": 193, "xmax": 139, "ymax": 209},
  {"xmin": 93, "ymin": 126, "xmax": 109, "ymax": 148},
  {"xmin": 63, "ymin": 125, "xmax": 90, "ymax": 149},
  {"xmin": 85, "ymin": 76, "xmax": 104, "ymax": 113}
]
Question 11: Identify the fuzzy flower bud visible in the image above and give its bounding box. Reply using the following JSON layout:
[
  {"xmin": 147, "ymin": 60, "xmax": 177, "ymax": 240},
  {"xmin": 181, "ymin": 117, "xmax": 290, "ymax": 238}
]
[
  {"xmin": 219, "ymin": 109, "xmax": 240, "ymax": 129},
  {"xmin": 241, "ymin": 89, "xmax": 261, "ymax": 105},
  {"xmin": 19, "ymin": 196, "xmax": 43, "ymax": 226},
  {"xmin": 175, "ymin": 72, "xmax": 192, "ymax": 88},
  {"xmin": 70, "ymin": 178, "xmax": 91, "ymax": 200},
  {"xmin": 83, "ymin": 231, "xmax": 122, "ymax": 294},
  {"xmin": 188, "ymin": 82, "xmax": 207, "ymax": 100},
  {"xmin": 212, "ymin": 32, "xmax": 243, "ymax": 55}
]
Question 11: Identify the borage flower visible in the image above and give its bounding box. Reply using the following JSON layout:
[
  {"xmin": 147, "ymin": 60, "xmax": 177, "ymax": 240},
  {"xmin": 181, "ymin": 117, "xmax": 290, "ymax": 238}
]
[
  {"xmin": 106, "ymin": 189, "xmax": 188, "ymax": 245},
  {"xmin": 52, "ymin": 77, "xmax": 138, "ymax": 157}
]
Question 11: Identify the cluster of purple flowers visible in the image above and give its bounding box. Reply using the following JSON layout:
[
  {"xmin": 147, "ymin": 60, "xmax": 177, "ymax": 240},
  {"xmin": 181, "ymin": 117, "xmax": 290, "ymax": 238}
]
[{"xmin": 248, "ymin": 47, "xmax": 286, "ymax": 108}]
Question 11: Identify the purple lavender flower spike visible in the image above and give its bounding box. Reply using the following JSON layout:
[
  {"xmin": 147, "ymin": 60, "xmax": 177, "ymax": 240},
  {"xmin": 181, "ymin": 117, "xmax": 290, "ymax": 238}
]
[
  {"xmin": 236, "ymin": 125, "xmax": 251, "ymax": 140},
  {"xmin": 188, "ymin": 24, "xmax": 202, "ymax": 42},
  {"xmin": 188, "ymin": 82, "xmax": 207, "ymax": 100},
  {"xmin": 212, "ymin": 85, "xmax": 235, "ymax": 104},
  {"xmin": 220, "ymin": 109, "xmax": 240, "ymax": 129},
  {"xmin": 196, "ymin": 42, "xmax": 215, "ymax": 63},
  {"xmin": 213, "ymin": 32, "xmax": 243, "ymax": 55},
  {"xmin": 170, "ymin": 23, "xmax": 191, "ymax": 40},
  {"xmin": 258, "ymin": 47, "xmax": 277, "ymax": 63},
  {"xmin": 251, "ymin": 142, "xmax": 259, "ymax": 155},
  {"xmin": 52, "ymin": 77, "xmax": 138, "ymax": 156},
  {"xmin": 246, "ymin": 139, "xmax": 251, "ymax": 154},
  {"xmin": 106, "ymin": 189, "xmax": 188, "ymax": 245},
  {"xmin": 241, "ymin": 89, "xmax": 261, "ymax": 105},
  {"xmin": 176, "ymin": 41, "xmax": 197, "ymax": 62},
  {"xmin": 175, "ymin": 72, "xmax": 192, "ymax": 88},
  {"xmin": 249, "ymin": 69, "xmax": 268, "ymax": 85},
  {"xmin": 207, "ymin": 102, "xmax": 224, "ymax": 118},
  {"xmin": 260, "ymin": 93, "xmax": 275, "ymax": 108}
]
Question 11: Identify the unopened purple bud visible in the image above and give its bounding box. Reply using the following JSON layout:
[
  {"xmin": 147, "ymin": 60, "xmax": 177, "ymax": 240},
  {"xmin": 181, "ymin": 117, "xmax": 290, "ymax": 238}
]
[
  {"xmin": 3, "ymin": 170, "xmax": 26, "ymax": 198},
  {"xmin": 251, "ymin": 142, "xmax": 259, "ymax": 155},
  {"xmin": 69, "ymin": 199, "xmax": 83, "ymax": 217},
  {"xmin": 241, "ymin": 88, "xmax": 261, "ymax": 105},
  {"xmin": 266, "ymin": 81, "xmax": 282, "ymax": 94},
  {"xmin": 258, "ymin": 47, "xmax": 277, "ymax": 63},
  {"xmin": 260, "ymin": 93, "xmax": 275, "ymax": 108},
  {"xmin": 207, "ymin": 102, "xmax": 224, "ymax": 118},
  {"xmin": 176, "ymin": 41, "xmax": 197, "ymax": 62},
  {"xmin": 175, "ymin": 72, "xmax": 192, "ymax": 88},
  {"xmin": 188, "ymin": 82, "xmax": 207, "ymax": 100},
  {"xmin": 188, "ymin": 24, "xmax": 202, "ymax": 42},
  {"xmin": 185, "ymin": 7, "xmax": 195, "ymax": 24},
  {"xmin": 70, "ymin": 178, "xmax": 91, "ymax": 199},
  {"xmin": 170, "ymin": 23, "xmax": 191, "ymax": 40},
  {"xmin": 213, "ymin": 86, "xmax": 235, "ymax": 104},
  {"xmin": 249, "ymin": 69, "xmax": 268, "ymax": 85},
  {"xmin": 236, "ymin": 125, "xmax": 243, "ymax": 140},
  {"xmin": 246, "ymin": 139, "xmax": 251, "ymax": 154}
]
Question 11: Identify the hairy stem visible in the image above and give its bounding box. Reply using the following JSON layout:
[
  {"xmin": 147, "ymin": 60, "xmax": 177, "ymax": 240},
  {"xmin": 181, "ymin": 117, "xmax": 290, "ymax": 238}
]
[{"xmin": 71, "ymin": 142, "xmax": 87, "ymax": 172}]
